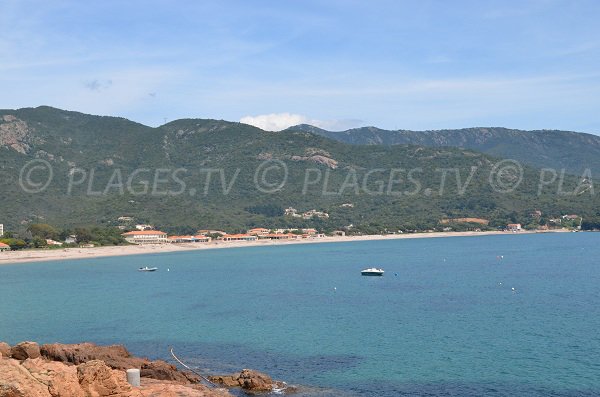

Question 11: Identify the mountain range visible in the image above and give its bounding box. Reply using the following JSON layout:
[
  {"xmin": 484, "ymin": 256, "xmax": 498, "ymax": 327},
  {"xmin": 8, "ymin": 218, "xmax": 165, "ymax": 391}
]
[
  {"xmin": 288, "ymin": 124, "xmax": 600, "ymax": 176},
  {"xmin": 0, "ymin": 106, "xmax": 597, "ymax": 233}
]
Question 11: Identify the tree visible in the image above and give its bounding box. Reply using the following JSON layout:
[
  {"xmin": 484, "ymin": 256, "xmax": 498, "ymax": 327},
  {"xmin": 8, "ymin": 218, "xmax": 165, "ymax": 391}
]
[
  {"xmin": 27, "ymin": 224, "xmax": 59, "ymax": 240},
  {"xmin": 74, "ymin": 228, "xmax": 93, "ymax": 243},
  {"xmin": 31, "ymin": 236, "xmax": 48, "ymax": 248}
]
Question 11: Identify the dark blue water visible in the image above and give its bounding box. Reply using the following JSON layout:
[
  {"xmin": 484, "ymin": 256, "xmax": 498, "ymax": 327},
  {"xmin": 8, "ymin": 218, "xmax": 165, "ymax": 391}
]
[{"xmin": 1, "ymin": 233, "xmax": 600, "ymax": 396}]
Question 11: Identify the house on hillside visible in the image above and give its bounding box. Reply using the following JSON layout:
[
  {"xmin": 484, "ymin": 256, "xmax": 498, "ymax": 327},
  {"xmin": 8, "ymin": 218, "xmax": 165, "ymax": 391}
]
[
  {"xmin": 530, "ymin": 210, "xmax": 542, "ymax": 218},
  {"xmin": 197, "ymin": 229, "xmax": 227, "ymax": 236},
  {"xmin": 65, "ymin": 235, "xmax": 77, "ymax": 244},
  {"xmin": 121, "ymin": 230, "xmax": 168, "ymax": 244},
  {"xmin": 302, "ymin": 210, "xmax": 329, "ymax": 219},
  {"xmin": 0, "ymin": 242, "xmax": 10, "ymax": 251},
  {"xmin": 135, "ymin": 224, "xmax": 154, "ymax": 231},
  {"xmin": 562, "ymin": 214, "xmax": 579, "ymax": 220},
  {"xmin": 284, "ymin": 207, "xmax": 298, "ymax": 215}
]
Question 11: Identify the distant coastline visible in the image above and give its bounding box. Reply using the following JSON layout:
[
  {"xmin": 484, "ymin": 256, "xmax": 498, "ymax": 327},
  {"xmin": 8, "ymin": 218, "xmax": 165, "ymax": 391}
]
[{"xmin": 0, "ymin": 229, "xmax": 571, "ymax": 266}]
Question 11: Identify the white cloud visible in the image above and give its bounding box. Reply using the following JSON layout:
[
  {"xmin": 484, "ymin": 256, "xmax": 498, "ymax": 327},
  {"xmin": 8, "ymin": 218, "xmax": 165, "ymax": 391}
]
[
  {"xmin": 240, "ymin": 113, "xmax": 308, "ymax": 131},
  {"xmin": 240, "ymin": 113, "xmax": 363, "ymax": 131}
]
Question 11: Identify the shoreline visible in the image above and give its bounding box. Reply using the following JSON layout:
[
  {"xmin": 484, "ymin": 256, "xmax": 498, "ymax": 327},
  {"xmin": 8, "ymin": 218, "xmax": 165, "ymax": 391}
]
[{"xmin": 0, "ymin": 229, "xmax": 570, "ymax": 266}]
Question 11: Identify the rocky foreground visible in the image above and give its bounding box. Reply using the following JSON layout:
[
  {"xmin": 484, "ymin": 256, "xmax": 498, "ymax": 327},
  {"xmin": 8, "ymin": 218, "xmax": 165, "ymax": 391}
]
[{"xmin": 0, "ymin": 341, "xmax": 285, "ymax": 397}]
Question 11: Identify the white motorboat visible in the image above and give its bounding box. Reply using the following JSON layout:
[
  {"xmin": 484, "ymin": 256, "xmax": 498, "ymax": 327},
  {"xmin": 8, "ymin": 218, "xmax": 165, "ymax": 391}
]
[
  {"xmin": 138, "ymin": 266, "xmax": 158, "ymax": 272},
  {"xmin": 361, "ymin": 267, "xmax": 384, "ymax": 276}
]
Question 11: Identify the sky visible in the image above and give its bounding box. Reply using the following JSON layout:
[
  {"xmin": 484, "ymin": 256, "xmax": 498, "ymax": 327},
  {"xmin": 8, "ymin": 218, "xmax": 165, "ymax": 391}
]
[{"xmin": 1, "ymin": 0, "xmax": 599, "ymax": 133}]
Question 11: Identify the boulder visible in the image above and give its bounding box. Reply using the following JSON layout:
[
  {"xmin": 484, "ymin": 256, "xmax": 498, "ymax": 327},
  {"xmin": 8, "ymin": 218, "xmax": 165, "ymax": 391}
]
[
  {"xmin": 210, "ymin": 369, "xmax": 276, "ymax": 392},
  {"xmin": 0, "ymin": 357, "xmax": 51, "ymax": 397},
  {"xmin": 41, "ymin": 343, "xmax": 146, "ymax": 371},
  {"xmin": 0, "ymin": 343, "xmax": 10, "ymax": 358},
  {"xmin": 140, "ymin": 360, "xmax": 199, "ymax": 383},
  {"xmin": 10, "ymin": 342, "xmax": 41, "ymax": 361},
  {"xmin": 207, "ymin": 374, "xmax": 240, "ymax": 388},
  {"xmin": 237, "ymin": 369, "xmax": 274, "ymax": 391},
  {"xmin": 21, "ymin": 358, "xmax": 84, "ymax": 397},
  {"xmin": 77, "ymin": 360, "xmax": 133, "ymax": 397}
]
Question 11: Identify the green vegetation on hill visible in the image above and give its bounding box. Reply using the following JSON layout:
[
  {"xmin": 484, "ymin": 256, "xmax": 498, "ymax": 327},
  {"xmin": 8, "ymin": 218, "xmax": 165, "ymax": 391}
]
[
  {"xmin": 289, "ymin": 124, "xmax": 600, "ymax": 176},
  {"xmin": 0, "ymin": 106, "xmax": 598, "ymax": 235}
]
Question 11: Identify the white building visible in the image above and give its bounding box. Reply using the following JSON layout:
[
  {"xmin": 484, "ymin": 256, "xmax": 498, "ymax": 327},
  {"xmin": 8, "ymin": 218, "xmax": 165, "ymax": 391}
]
[
  {"xmin": 507, "ymin": 223, "xmax": 522, "ymax": 232},
  {"xmin": 167, "ymin": 235, "xmax": 211, "ymax": 243},
  {"xmin": 0, "ymin": 224, "xmax": 3, "ymax": 237},
  {"xmin": 121, "ymin": 230, "xmax": 168, "ymax": 244}
]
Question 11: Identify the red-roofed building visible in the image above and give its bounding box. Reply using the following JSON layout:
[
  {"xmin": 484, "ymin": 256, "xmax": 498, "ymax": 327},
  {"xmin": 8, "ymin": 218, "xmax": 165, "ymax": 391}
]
[
  {"xmin": 302, "ymin": 228, "xmax": 318, "ymax": 235},
  {"xmin": 222, "ymin": 234, "xmax": 258, "ymax": 242},
  {"xmin": 259, "ymin": 233, "xmax": 299, "ymax": 240},
  {"xmin": 122, "ymin": 230, "xmax": 167, "ymax": 244},
  {"xmin": 0, "ymin": 242, "xmax": 10, "ymax": 251},
  {"xmin": 247, "ymin": 228, "xmax": 270, "ymax": 236}
]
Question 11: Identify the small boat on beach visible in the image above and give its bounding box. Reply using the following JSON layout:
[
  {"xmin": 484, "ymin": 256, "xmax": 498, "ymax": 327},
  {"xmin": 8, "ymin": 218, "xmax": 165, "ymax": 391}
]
[
  {"xmin": 138, "ymin": 266, "xmax": 158, "ymax": 272},
  {"xmin": 361, "ymin": 267, "xmax": 384, "ymax": 276}
]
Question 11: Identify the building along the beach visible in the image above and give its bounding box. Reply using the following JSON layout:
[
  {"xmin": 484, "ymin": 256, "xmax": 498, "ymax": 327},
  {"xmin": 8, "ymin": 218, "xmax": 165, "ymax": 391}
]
[
  {"xmin": 122, "ymin": 230, "xmax": 168, "ymax": 244},
  {"xmin": 0, "ymin": 242, "xmax": 10, "ymax": 251},
  {"xmin": 507, "ymin": 223, "xmax": 522, "ymax": 232},
  {"xmin": 167, "ymin": 235, "xmax": 211, "ymax": 243},
  {"xmin": 260, "ymin": 233, "xmax": 298, "ymax": 240},
  {"xmin": 247, "ymin": 228, "xmax": 270, "ymax": 236},
  {"xmin": 221, "ymin": 234, "xmax": 258, "ymax": 242}
]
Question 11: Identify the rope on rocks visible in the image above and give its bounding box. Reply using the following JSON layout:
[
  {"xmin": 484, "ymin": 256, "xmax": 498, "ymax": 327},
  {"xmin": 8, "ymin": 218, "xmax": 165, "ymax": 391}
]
[{"xmin": 169, "ymin": 347, "xmax": 218, "ymax": 388}]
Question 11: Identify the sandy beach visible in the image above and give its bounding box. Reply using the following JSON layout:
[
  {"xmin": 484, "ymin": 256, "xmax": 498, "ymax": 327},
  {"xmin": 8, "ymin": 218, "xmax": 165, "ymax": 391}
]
[{"xmin": 0, "ymin": 230, "xmax": 566, "ymax": 266}]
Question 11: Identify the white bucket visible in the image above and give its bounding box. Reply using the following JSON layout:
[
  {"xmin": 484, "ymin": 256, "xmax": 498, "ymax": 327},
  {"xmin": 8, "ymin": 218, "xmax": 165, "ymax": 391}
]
[{"xmin": 126, "ymin": 368, "xmax": 141, "ymax": 387}]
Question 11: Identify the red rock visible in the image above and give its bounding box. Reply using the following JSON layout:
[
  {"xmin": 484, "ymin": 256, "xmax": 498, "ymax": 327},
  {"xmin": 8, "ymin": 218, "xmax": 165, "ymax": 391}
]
[
  {"xmin": 0, "ymin": 351, "xmax": 232, "ymax": 397},
  {"xmin": 41, "ymin": 343, "xmax": 145, "ymax": 370},
  {"xmin": 140, "ymin": 360, "xmax": 199, "ymax": 383},
  {"xmin": 21, "ymin": 358, "xmax": 84, "ymax": 397},
  {"xmin": 40, "ymin": 343, "xmax": 202, "ymax": 385},
  {"xmin": 0, "ymin": 384, "xmax": 26, "ymax": 397},
  {"xmin": 138, "ymin": 378, "xmax": 231, "ymax": 396},
  {"xmin": 210, "ymin": 369, "xmax": 277, "ymax": 392},
  {"xmin": 0, "ymin": 343, "xmax": 10, "ymax": 358},
  {"xmin": 207, "ymin": 374, "xmax": 240, "ymax": 388},
  {"xmin": 0, "ymin": 357, "xmax": 51, "ymax": 396},
  {"xmin": 237, "ymin": 369, "xmax": 274, "ymax": 391},
  {"xmin": 77, "ymin": 360, "xmax": 134, "ymax": 396},
  {"xmin": 10, "ymin": 342, "xmax": 41, "ymax": 361}
]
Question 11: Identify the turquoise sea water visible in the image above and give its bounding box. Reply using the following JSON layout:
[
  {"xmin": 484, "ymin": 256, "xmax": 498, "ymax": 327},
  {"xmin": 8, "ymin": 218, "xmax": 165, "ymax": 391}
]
[{"xmin": 1, "ymin": 233, "xmax": 600, "ymax": 396}]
